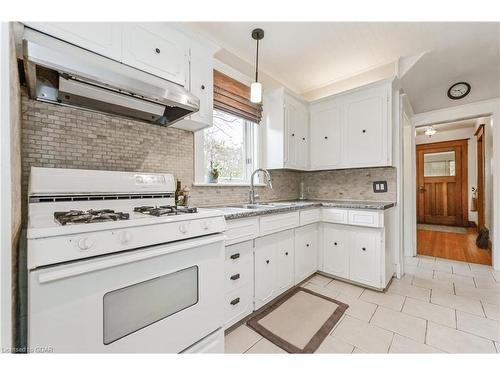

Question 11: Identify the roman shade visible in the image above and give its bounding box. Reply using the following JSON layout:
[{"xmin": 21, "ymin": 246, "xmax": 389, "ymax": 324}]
[{"xmin": 213, "ymin": 70, "xmax": 262, "ymax": 123}]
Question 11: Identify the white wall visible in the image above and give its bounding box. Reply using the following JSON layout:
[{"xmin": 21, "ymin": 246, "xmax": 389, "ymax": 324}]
[{"xmin": 415, "ymin": 126, "xmax": 478, "ymax": 224}]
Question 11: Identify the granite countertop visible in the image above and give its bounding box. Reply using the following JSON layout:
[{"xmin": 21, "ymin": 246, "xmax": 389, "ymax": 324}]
[{"xmin": 211, "ymin": 199, "xmax": 396, "ymax": 220}]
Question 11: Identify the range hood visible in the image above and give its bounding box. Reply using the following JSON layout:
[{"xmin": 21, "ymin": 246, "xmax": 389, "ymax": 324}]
[{"xmin": 22, "ymin": 28, "xmax": 199, "ymax": 126}]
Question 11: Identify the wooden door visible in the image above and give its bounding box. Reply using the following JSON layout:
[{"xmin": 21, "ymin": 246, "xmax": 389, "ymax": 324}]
[
  {"xmin": 416, "ymin": 139, "xmax": 468, "ymax": 226},
  {"xmin": 475, "ymin": 125, "xmax": 485, "ymax": 230}
]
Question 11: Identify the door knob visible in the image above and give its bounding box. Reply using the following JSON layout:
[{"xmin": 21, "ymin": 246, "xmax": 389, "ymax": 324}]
[{"xmin": 419, "ymin": 186, "xmax": 426, "ymax": 192}]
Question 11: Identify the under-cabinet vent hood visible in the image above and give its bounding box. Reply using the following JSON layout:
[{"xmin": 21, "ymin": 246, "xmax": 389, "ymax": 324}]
[{"xmin": 22, "ymin": 28, "xmax": 199, "ymax": 126}]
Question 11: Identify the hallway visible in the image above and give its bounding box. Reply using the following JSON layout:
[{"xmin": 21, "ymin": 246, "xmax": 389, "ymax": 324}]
[{"xmin": 417, "ymin": 227, "xmax": 492, "ymax": 265}]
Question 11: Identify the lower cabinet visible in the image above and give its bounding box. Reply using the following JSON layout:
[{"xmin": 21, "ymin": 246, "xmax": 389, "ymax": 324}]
[
  {"xmin": 224, "ymin": 240, "xmax": 254, "ymax": 329},
  {"xmin": 321, "ymin": 223, "xmax": 386, "ymax": 289},
  {"xmin": 294, "ymin": 224, "xmax": 319, "ymax": 284},
  {"xmin": 254, "ymin": 230, "xmax": 294, "ymax": 310}
]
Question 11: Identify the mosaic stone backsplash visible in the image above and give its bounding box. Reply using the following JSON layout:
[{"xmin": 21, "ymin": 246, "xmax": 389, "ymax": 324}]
[{"xmin": 21, "ymin": 92, "xmax": 396, "ymax": 221}]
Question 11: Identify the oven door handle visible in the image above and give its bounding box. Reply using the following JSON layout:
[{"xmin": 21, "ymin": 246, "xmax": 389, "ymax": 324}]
[{"xmin": 37, "ymin": 234, "xmax": 225, "ymax": 284}]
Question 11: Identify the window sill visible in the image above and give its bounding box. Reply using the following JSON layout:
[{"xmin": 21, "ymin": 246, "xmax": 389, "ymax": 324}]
[{"xmin": 192, "ymin": 182, "xmax": 267, "ymax": 187}]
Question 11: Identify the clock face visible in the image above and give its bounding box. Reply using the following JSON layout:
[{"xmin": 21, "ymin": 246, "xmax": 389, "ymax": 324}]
[{"xmin": 447, "ymin": 82, "xmax": 471, "ymax": 100}]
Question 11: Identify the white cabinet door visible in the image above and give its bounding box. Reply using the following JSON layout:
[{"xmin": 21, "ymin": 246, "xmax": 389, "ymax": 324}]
[
  {"xmin": 284, "ymin": 95, "xmax": 308, "ymax": 170},
  {"xmin": 294, "ymin": 224, "xmax": 318, "ymax": 284},
  {"xmin": 343, "ymin": 85, "xmax": 389, "ymax": 167},
  {"xmin": 275, "ymin": 233, "xmax": 295, "ymax": 295},
  {"xmin": 254, "ymin": 236, "xmax": 276, "ymax": 309},
  {"xmin": 122, "ymin": 24, "xmax": 188, "ymax": 86},
  {"xmin": 349, "ymin": 228, "xmax": 382, "ymax": 287},
  {"xmin": 188, "ymin": 49, "xmax": 213, "ymax": 126},
  {"xmin": 310, "ymin": 101, "xmax": 342, "ymax": 169},
  {"xmin": 25, "ymin": 22, "xmax": 123, "ymax": 61},
  {"xmin": 322, "ymin": 224, "xmax": 350, "ymax": 279}
]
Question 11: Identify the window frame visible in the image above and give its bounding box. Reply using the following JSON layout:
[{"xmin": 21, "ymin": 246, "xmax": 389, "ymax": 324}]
[{"xmin": 193, "ymin": 109, "xmax": 261, "ymax": 186}]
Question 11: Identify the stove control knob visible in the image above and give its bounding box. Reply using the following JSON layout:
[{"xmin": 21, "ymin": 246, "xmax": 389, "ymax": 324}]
[
  {"xmin": 118, "ymin": 231, "xmax": 132, "ymax": 244},
  {"xmin": 77, "ymin": 237, "xmax": 95, "ymax": 251},
  {"xmin": 201, "ymin": 220, "xmax": 210, "ymax": 230},
  {"xmin": 179, "ymin": 223, "xmax": 188, "ymax": 234}
]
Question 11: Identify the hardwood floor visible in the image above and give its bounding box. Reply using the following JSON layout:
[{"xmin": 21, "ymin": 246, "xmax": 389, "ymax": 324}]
[{"xmin": 417, "ymin": 227, "xmax": 492, "ymax": 265}]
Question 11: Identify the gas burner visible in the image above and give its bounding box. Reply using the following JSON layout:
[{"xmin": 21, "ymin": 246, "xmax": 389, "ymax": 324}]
[
  {"xmin": 54, "ymin": 209, "xmax": 130, "ymax": 225},
  {"xmin": 134, "ymin": 205, "xmax": 198, "ymax": 217}
]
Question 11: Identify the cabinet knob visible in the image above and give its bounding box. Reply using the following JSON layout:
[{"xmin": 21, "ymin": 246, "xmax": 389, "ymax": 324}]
[
  {"xmin": 362, "ymin": 247, "xmax": 366, "ymax": 251},
  {"xmin": 230, "ymin": 273, "xmax": 240, "ymax": 281},
  {"xmin": 324, "ymin": 136, "xmax": 328, "ymax": 139},
  {"xmin": 291, "ymin": 133, "xmax": 295, "ymax": 137},
  {"xmin": 306, "ymin": 243, "xmax": 310, "ymax": 247},
  {"xmin": 334, "ymin": 242, "xmax": 338, "ymax": 246},
  {"xmin": 230, "ymin": 253, "xmax": 240, "ymax": 260},
  {"xmin": 155, "ymin": 48, "xmax": 161, "ymax": 54},
  {"xmin": 230, "ymin": 297, "xmax": 240, "ymax": 306},
  {"xmin": 201, "ymin": 84, "xmax": 205, "ymax": 90},
  {"xmin": 285, "ymin": 252, "xmax": 289, "ymax": 256},
  {"xmin": 266, "ymin": 260, "xmax": 270, "ymax": 264},
  {"xmin": 302, "ymin": 137, "xmax": 306, "ymax": 141},
  {"xmin": 362, "ymin": 129, "xmax": 366, "ymax": 133}
]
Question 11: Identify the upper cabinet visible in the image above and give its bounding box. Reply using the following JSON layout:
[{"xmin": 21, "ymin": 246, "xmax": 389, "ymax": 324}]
[
  {"xmin": 309, "ymin": 80, "xmax": 393, "ymax": 170},
  {"xmin": 23, "ymin": 22, "xmax": 123, "ymax": 61},
  {"xmin": 121, "ymin": 24, "xmax": 189, "ymax": 86},
  {"xmin": 263, "ymin": 88, "xmax": 309, "ymax": 170},
  {"xmin": 23, "ymin": 22, "xmax": 217, "ymax": 131},
  {"xmin": 263, "ymin": 79, "xmax": 394, "ymax": 172}
]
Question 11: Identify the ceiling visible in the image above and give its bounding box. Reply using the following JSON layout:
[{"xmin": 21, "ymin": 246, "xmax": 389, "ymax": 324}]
[
  {"xmin": 190, "ymin": 22, "xmax": 500, "ymax": 112},
  {"xmin": 415, "ymin": 119, "xmax": 476, "ymax": 135}
]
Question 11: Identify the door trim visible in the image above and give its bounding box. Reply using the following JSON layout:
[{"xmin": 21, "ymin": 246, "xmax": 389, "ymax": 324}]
[
  {"xmin": 416, "ymin": 139, "xmax": 469, "ymax": 227},
  {"xmin": 475, "ymin": 125, "xmax": 485, "ymax": 230}
]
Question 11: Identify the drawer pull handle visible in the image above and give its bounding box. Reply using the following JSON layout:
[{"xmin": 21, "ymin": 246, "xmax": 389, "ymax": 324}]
[
  {"xmin": 266, "ymin": 260, "xmax": 270, "ymax": 264},
  {"xmin": 230, "ymin": 253, "xmax": 240, "ymax": 260},
  {"xmin": 230, "ymin": 298, "xmax": 240, "ymax": 306},
  {"xmin": 334, "ymin": 242, "xmax": 338, "ymax": 246},
  {"xmin": 362, "ymin": 247, "xmax": 366, "ymax": 251},
  {"xmin": 230, "ymin": 273, "xmax": 240, "ymax": 281},
  {"xmin": 155, "ymin": 48, "xmax": 161, "ymax": 54}
]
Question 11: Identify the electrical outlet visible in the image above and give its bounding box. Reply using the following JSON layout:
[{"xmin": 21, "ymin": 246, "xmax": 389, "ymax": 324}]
[{"xmin": 373, "ymin": 181, "xmax": 387, "ymax": 193}]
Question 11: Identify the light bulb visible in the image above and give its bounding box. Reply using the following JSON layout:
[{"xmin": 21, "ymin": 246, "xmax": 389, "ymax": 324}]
[{"xmin": 250, "ymin": 82, "xmax": 262, "ymax": 104}]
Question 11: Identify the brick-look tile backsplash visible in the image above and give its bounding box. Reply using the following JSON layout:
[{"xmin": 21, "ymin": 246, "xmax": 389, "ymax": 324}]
[
  {"xmin": 300, "ymin": 167, "xmax": 397, "ymax": 202},
  {"xmin": 21, "ymin": 92, "xmax": 396, "ymax": 222},
  {"xmin": 20, "ymin": 93, "xmax": 300, "ymax": 216}
]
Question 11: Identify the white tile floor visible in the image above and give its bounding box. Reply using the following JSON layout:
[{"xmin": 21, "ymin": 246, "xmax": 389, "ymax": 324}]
[{"xmin": 224, "ymin": 255, "xmax": 500, "ymax": 354}]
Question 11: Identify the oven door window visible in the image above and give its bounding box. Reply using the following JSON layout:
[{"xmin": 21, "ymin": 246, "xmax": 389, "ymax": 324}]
[{"xmin": 103, "ymin": 266, "xmax": 198, "ymax": 345}]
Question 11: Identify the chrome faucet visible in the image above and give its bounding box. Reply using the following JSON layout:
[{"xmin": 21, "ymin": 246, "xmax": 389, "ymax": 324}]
[{"xmin": 249, "ymin": 168, "xmax": 273, "ymax": 204}]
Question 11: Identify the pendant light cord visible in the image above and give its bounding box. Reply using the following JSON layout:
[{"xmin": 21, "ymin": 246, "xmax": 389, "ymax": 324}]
[{"xmin": 255, "ymin": 39, "xmax": 259, "ymax": 82}]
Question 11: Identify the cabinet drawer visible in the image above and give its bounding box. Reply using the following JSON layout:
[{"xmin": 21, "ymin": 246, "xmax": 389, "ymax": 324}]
[
  {"xmin": 300, "ymin": 208, "xmax": 321, "ymax": 226},
  {"xmin": 224, "ymin": 283, "xmax": 254, "ymax": 329},
  {"xmin": 322, "ymin": 208, "xmax": 348, "ymax": 224},
  {"xmin": 225, "ymin": 218, "xmax": 259, "ymax": 245},
  {"xmin": 348, "ymin": 210, "xmax": 383, "ymax": 228},
  {"xmin": 225, "ymin": 255, "xmax": 253, "ymax": 293},
  {"xmin": 259, "ymin": 212, "xmax": 299, "ymax": 236}
]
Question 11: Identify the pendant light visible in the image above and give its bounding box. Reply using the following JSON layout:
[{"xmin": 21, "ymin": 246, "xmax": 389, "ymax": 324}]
[
  {"xmin": 424, "ymin": 126, "xmax": 437, "ymax": 137},
  {"xmin": 250, "ymin": 28, "xmax": 264, "ymax": 104}
]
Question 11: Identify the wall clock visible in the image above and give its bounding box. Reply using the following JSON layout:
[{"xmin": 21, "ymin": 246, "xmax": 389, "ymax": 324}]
[{"xmin": 447, "ymin": 82, "xmax": 471, "ymax": 100}]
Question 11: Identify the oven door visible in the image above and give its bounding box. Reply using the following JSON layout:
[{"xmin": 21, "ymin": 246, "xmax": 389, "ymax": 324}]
[{"xmin": 28, "ymin": 234, "xmax": 225, "ymax": 353}]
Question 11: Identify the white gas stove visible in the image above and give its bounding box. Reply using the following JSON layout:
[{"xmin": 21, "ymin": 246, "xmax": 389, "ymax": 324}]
[{"xmin": 27, "ymin": 167, "xmax": 226, "ymax": 353}]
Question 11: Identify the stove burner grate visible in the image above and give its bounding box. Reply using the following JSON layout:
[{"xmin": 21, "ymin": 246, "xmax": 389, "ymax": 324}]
[
  {"xmin": 133, "ymin": 205, "xmax": 198, "ymax": 217},
  {"xmin": 54, "ymin": 209, "xmax": 130, "ymax": 225}
]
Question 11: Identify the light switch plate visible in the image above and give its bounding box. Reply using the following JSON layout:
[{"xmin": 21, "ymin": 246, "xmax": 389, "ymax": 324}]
[{"xmin": 373, "ymin": 181, "xmax": 388, "ymax": 193}]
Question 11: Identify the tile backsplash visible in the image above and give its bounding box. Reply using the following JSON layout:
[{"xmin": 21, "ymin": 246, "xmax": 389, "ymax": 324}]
[
  {"xmin": 21, "ymin": 92, "xmax": 396, "ymax": 221},
  {"xmin": 301, "ymin": 167, "xmax": 397, "ymax": 202}
]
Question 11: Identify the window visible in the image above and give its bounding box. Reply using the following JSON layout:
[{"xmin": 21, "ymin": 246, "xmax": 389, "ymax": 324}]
[{"xmin": 196, "ymin": 109, "xmax": 259, "ymax": 184}]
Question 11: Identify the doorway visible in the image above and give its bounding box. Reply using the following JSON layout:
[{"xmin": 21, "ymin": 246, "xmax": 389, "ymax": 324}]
[{"xmin": 414, "ymin": 118, "xmax": 492, "ymax": 265}]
